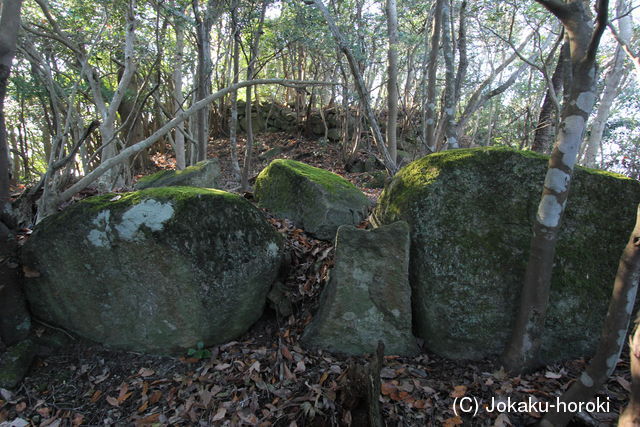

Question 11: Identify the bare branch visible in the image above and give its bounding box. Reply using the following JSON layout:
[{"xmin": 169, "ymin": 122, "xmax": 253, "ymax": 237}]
[{"xmin": 586, "ymin": 0, "xmax": 610, "ymax": 64}]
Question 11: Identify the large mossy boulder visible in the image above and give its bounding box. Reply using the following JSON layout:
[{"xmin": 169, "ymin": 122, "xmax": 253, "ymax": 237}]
[
  {"xmin": 134, "ymin": 159, "xmax": 220, "ymax": 190},
  {"xmin": 302, "ymin": 221, "xmax": 418, "ymax": 356},
  {"xmin": 255, "ymin": 159, "xmax": 369, "ymax": 240},
  {"xmin": 372, "ymin": 147, "xmax": 640, "ymax": 362},
  {"xmin": 22, "ymin": 187, "xmax": 284, "ymax": 354}
]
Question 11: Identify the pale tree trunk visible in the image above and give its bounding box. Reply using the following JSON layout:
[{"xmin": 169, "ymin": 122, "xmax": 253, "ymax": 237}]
[
  {"xmin": 502, "ymin": 0, "xmax": 609, "ymax": 374},
  {"xmin": 619, "ymin": 314, "xmax": 640, "ymax": 426},
  {"xmin": 192, "ymin": 0, "xmax": 217, "ymax": 163},
  {"xmin": 424, "ymin": 0, "xmax": 443, "ymax": 152},
  {"xmin": 241, "ymin": 0, "xmax": 267, "ymax": 191},
  {"xmin": 173, "ymin": 12, "xmax": 186, "ymax": 170},
  {"xmin": 541, "ymin": 204, "xmax": 640, "ymax": 426},
  {"xmin": 439, "ymin": 0, "xmax": 458, "ymax": 150},
  {"xmin": 609, "ymin": 24, "xmax": 640, "ymax": 80},
  {"xmin": 385, "ymin": 0, "xmax": 398, "ymax": 164},
  {"xmin": 454, "ymin": 1, "xmax": 467, "ymax": 103},
  {"xmin": 0, "ymin": 0, "xmax": 24, "ymax": 220},
  {"xmin": 582, "ymin": 0, "xmax": 631, "ymax": 167},
  {"xmin": 228, "ymin": 1, "xmax": 241, "ymax": 180},
  {"xmin": 531, "ymin": 42, "xmax": 567, "ymax": 153},
  {"xmin": 311, "ymin": 0, "xmax": 397, "ymax": 174}
]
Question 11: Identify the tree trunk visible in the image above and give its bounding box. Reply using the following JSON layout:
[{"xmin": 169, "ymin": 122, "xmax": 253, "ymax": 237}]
[
  {"xmin": 619, "ymin": 314, "xmax": 640, "ymax": 426},
  {"xmin": 502, "ymin": 0, "xmax": 609, "ymax": 374},
  {"xmin": 424, "ymin": 0, "xmax": 443, "ymax": 152},
  {"xmin": 385, "ymin": 0, "xmax": 398, "ymax": 164},
  {"xmin": 439, "ymin": 0, "xmax": 458, "ymax": 149},
  {"xmin": 240, "ymin": 0, "xmax": 267, "ymax": 191},
  {"xmin": 228, "ymin": 1, "xmax": 241, "ymax": 180},
  {"xmin": 582, "ymin": 0, "xmax": 631, "ymax": 166},
  {"xmin": 541, "ymin": 204, "xmax": 640, "ymax": 426},
  {"xmin": 173, "ymin": 12, "xmax": 186, "ymax": 170},
  {"xmin": 531, "ymin": 42, "xmax": 567, "ymax": 154},
  {"xmin": 192, "ymin": 0, "xmax": 215, "ymax": 163},
  {"xmin": 0, "ymin": 0, "xmax": 24, "ymax": 220}
]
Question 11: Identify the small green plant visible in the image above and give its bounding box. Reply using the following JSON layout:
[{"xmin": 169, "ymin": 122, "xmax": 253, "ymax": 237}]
[{"xmin": 187, "ymin": 341, "xmax": 211, "ymax": 359}]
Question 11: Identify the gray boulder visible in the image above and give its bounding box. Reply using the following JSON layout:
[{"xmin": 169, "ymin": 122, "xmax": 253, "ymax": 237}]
[
  {"xmin": 255, "ymin": 159, "xmax": 369, "ymax": 240},
  {"xmin": 134, "ymin": 159, "xmax": 220, "ymax": 190},
  {"xmin": 373, "ymin": 147, "xmax": 640, "ymax": 362},
  {"xmin": 302, "ymin": 221, "xmax": 418, "ymax": 356},
  {"xmin": 22, "ymin": 187, "xmax": 284, "ymax": 354},
  {"xmin": 0, "ymin": 339, "xmax": 36, "ymax": 389}
]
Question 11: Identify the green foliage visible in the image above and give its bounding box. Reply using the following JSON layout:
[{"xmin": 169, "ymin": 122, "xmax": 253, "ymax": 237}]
[{"xmin": 187, "ymin": 342, "xmax": 211, "ymax": 359}]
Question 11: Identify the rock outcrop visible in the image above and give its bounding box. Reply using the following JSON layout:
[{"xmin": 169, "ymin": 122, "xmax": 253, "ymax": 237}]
[
  {"xmin": 22, "ymin": 187, "xmax": 284, "ymax": 354},
  {"xmin": 373, "ymin": 147, "xmax": 640, "ymax": 362},
  {"xmin": 255, "ymin": 159, "xmax": 370, "ymax": 240},
  {"xmin": 134, "ymin": 159, "xmax": 220, "ymax": 190},
  {"xmin": 302, "ymin": 221, "xmax": 418, "ymax": 355}
]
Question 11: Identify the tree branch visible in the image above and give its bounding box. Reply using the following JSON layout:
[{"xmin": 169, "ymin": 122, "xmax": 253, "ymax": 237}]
[{"xmin": 586, "ymin": 0, "xmax": 609, "ymax": 64}]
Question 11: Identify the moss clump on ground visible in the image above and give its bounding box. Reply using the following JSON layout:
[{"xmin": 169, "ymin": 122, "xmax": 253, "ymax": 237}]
[
  {"xmin": 373, "ymin": 146, "xmax": 640, "ymax": 362},
  {"xmin": 255, "ymin": 159, "xmax": 369, "ymax": 240}
]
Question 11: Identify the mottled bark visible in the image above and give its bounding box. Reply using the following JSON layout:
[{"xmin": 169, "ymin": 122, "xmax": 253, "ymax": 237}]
[
  {"xmin": 439, "ymin": 0, "xmax": 457, "ymax": 149},
  {"xmin": 423, "ymin": 0, "xmax": 443, "ymax": 152},
  {"xmin": 531, "ymin": 42, "xmax": 567, "ymax": 154},
  {"xmin": 385, "ymin": 0, "xmax": 398, "ymax": 163},
  {"xmin": 0, "ymin": 0, "xmax": 24, "ymax": 219},
  {"xmin": 582, "ymin": 0, "xmax": 631, "ymax": 166},
  {"xmin": 541, "ymin": 204, "xmax": 640, "ymax": 426},
  {"xmin": 503, "ymin": 0, "xmax": 609, "ymax": 373}
]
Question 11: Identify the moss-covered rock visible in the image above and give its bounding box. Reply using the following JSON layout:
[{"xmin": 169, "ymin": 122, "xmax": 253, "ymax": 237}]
[
  {"xmin": 22, "ymin": 187, "xmax": 284, "ymax": 354},
  {"xmin": 0, "ymin": 339, "xmax": 36, "ymax": 389},
  {"xmin": 134, "ymin": 159, "xmax": 220, "ymax": 190},
  {"xmin": 255, "ymin": 159, "xmax": 369, "ymax": 240},
  {"xmin": 302, "ymin": 222, "xmax": 418, "ymax": 356},
  {"xmin": 372, "ymin": 147, "xmax": 640, "ymax": 362}
]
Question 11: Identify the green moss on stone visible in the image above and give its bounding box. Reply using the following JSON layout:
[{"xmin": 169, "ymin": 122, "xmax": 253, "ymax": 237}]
[
  {"xmin": 255, "ymin": 159, "xmax": 369, "ymax": 240},
  {"xmin": 373, "ymin": 147, "xmax": 640, "ymax": 362}
]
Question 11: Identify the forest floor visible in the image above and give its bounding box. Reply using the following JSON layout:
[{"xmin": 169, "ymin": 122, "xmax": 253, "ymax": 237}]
[{"xmin": 0, "ymin": 133, "xmax": 632, "ymax": 426}]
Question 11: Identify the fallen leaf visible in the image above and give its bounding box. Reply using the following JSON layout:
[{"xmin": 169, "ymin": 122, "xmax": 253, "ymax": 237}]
[
  {"xmin": 211, "ymin": 407, "xmax": 226, "ymax": 422},
  {"xmin": 214, "ymin": 363, "xmax": 232, "ymax": 371},
  {"xmin": 90, "ymin": 390, "xmax": 102, "ymax": 403},
  {"xmin": 616, "ymin": 376, "xmax": 632, "ymax": 392},
  {"xmin": 413, "ymin": 399, "xmax": 427, "ymax": 409},
  {"xmin": 443, "ymin": 416, "xmax": 463, "ymax": 426},
  {"xmin": 15, "ymin": 402, "xmax": 27, "ymax": 412},
  {"xmin": 139, "ymin": 368, "xmax": 155, "ymax": 377},
  {"xmin": 450, "ymin": 385, "xmax": 467, "ymax": 398},
  {"xmin": 381, "ymin": 382, "xmax": 397, "ymax": 396},
  {"xmin": 72, "ymin": 414, "xmax": 84, "ymax": 426},
  {"xmin": 545, "ymin": 371, "xmax": 562, "ymax": 379},
  {"xmin": 148, "ymin": 390, "xmax": 162, "ymax": 405},
  {"xmin": 106, "ymin": 396, "xmax": 119, "ymax": 407},
  {"xmin": 494, "ymin": 413, "xmax": 511, "ymax": 427},
  {"xmin": 135, "ymin": 413, "xmax": 160, "ymax": 425}
]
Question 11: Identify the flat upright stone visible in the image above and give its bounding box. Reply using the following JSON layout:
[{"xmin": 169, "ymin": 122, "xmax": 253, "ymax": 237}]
[
  {"xmin": 255, "ymin": 159, "xmax": 369, "ymax": 240},
  {"xmin": 302, "ymin": 221, "xmax": 418, "ymax": 356},
  {"xmin": 134, "ymin": 159, "xmax": 220, "ymax": 190}
]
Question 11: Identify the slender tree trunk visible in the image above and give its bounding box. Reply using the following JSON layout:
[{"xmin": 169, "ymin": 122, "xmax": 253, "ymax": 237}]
[
  {"xmin": 173, "ymin": 14, "xmax": 186, "ymax": 170},
  {"xmin": 385, "ymin": 0, "xmax": 398, "ymax": 164},
  {"xmin": 531, "ymin": 42, "xmax": 567, "ymax": 153},
  {"xmin": 582, "ymin": 0, "xmax": 631, "ymax": 166},
  {"xmin": 424, "ymin": 0, "xmax": 443, "ymax": 152},
  {"xmin": 439, "ymin": 0, "xmax": 458, "ymax": 149},
  {"xmin": 541, "ymin": 204, "xmax": 640, "ymax": 426},
  {"xmin": 241, "ymin": 0, "xmax": 267, "ymax": 191},
  {"xmin": 228, "ymin": 1, "xmax": 241, "ymax": 180},
  {"xmin": 619, "ymin": 314, "xmax": 640, "ymax": 426},
  {"xmin": 0, "ymin": 0, "xmax": 24, "ymax": 221},
  {"xmin": 503, "ymin": 0, "xmax": 609, "ymax": 374}
]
